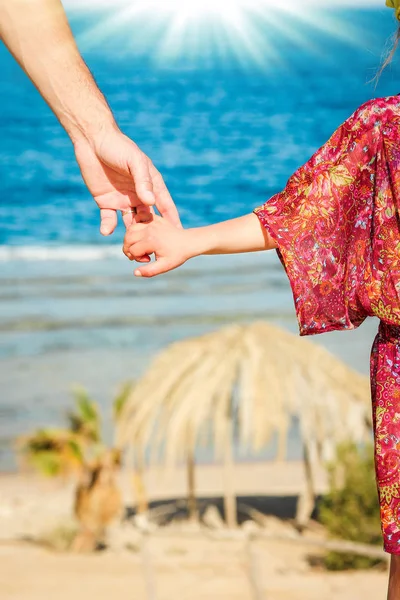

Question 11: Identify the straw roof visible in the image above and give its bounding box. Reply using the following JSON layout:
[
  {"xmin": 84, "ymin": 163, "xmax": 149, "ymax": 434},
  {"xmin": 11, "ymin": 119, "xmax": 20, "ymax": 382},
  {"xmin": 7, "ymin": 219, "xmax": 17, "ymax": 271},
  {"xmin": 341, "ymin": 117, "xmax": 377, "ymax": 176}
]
[{"xmin": 117, "ymin": 322, "xmax": 371, "ymax": 467}]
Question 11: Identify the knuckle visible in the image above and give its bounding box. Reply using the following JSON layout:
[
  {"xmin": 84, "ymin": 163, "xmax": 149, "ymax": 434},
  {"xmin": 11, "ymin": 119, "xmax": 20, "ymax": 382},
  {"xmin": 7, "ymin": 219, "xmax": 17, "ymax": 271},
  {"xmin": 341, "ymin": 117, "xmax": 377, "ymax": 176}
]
[
  {"xmin": 151, "ymin": 166, "xmax": 162, "ymax": 180},
  {"xmin": 131, "ymin": 247, "xmax": 144, "ymax": 259},
  {"xmin": 137, "ymin": 177, "xmax": 152, "ymax": 185}
]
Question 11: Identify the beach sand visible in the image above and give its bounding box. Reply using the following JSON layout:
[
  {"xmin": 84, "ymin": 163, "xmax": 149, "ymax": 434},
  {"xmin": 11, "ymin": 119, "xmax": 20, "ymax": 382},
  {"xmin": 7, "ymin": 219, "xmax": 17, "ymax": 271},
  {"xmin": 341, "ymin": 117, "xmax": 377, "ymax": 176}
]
[
  {"xmin": 0, "ymin": 463, "xmax": 388, "ymax": 600},
  {"xmin": 0, "ymin": 536, "xmax": 387, "ymax": 600}
]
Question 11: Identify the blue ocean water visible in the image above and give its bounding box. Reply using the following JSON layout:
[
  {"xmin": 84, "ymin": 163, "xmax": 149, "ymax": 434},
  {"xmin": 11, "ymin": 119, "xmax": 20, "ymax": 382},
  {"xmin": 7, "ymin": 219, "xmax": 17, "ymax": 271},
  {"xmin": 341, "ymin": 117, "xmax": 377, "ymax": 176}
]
[
  {"xmin": 0, "ymin": 7, "xmax": 398, "ymax": 245},
  {"xmin": 0, "ymin": 6, "xmax": 397, "ymax": 470}
]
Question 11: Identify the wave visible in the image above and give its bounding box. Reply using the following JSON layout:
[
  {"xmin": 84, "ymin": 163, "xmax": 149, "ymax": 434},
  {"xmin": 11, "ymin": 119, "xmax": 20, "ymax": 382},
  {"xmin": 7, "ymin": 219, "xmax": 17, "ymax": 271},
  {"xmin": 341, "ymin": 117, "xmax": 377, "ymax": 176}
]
[
  {"xmin": 0, "ymin": 310, "xmax": 294, "ymax": 333},
  {"xmin": 0, "ymin": 245, "xmax": 123, "ymax": 262}
]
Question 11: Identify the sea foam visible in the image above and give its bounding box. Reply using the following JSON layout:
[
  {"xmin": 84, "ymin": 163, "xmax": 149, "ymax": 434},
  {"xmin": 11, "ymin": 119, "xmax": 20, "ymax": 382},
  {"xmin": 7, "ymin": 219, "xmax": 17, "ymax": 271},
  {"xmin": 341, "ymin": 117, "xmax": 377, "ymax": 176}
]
[{"xmin": 0, "ymin": 245, "xmax": 123, "ymax": 262}]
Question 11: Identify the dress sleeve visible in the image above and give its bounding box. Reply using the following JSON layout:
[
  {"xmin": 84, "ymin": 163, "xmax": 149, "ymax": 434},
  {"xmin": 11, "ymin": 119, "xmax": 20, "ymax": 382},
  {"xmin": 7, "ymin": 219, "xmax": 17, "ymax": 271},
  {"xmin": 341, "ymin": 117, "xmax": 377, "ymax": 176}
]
[{"xmin": 254, "ymin": 100, "xmax": 385, "ymax": 336}]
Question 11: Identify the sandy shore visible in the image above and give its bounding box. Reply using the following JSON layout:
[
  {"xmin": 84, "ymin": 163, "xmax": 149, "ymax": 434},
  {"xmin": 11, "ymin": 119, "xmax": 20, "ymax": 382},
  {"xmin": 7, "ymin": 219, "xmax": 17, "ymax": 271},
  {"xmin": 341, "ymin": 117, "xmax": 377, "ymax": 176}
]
[
  {"xmin": 0, "ymin": 463, "xmax": 389, "ymax": 600},
  {"xmin": 0, "ymin": 461, "xmax": 329, "ymax": 536},
  {"xmin": 0, "ymin": 535, "xmax": 387, "ymax": 600}
]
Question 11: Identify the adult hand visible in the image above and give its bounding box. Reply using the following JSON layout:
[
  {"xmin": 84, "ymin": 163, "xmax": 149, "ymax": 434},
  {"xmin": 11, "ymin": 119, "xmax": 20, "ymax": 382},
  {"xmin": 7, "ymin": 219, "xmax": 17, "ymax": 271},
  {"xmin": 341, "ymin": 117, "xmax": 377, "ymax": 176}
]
[
  {"xmin": 0, "ymin": 0, "xmax": 181, "ymax": 237},
  {"xmin": 74, "ymin": 127, "xmax": 182, "ymax": 236}
]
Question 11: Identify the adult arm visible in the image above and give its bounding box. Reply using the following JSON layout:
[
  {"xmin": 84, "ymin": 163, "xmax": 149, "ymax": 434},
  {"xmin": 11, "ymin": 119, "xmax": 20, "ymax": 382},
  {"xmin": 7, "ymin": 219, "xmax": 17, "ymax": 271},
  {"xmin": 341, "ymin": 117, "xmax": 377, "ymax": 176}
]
[{"xmin": 0, "ymin": 0, "xmax": 181, "ymax": 233}]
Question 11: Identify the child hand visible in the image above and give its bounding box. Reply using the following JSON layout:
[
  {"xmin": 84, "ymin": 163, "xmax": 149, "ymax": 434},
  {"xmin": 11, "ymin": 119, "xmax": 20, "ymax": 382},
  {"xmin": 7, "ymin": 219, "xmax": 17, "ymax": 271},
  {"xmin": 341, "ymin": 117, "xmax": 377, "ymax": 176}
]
[{"xmin": 123, "ymin": 215, "xmax": 191, "ymax": 277}]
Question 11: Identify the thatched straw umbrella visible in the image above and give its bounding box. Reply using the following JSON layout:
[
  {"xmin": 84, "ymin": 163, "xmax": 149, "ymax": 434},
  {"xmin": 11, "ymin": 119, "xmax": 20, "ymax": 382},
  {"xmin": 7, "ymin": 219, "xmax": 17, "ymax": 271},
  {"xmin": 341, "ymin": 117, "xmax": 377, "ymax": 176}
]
[{"xmin": 117, "ymin": 322, "xmax": 370, "ymax": 528}]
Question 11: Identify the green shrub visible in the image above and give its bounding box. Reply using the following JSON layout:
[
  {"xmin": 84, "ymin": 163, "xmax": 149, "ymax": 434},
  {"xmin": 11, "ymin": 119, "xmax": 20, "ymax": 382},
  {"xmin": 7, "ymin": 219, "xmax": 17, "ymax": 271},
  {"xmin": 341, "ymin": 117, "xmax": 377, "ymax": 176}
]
[
  {"xmin": 319, "ymin": 442, "xmax": 383, "ymax": 570},
  {"xmin": 40, "ymin": 522, "xmax": 79, "ymax": 552}
]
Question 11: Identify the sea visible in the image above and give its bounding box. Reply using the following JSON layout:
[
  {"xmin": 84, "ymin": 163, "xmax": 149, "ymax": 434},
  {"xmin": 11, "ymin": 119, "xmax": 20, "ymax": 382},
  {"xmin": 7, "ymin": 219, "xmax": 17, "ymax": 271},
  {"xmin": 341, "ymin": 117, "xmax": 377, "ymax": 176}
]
[{"xmin": 0, "ymin": 5, "xmax": 397, "ymax": 470}]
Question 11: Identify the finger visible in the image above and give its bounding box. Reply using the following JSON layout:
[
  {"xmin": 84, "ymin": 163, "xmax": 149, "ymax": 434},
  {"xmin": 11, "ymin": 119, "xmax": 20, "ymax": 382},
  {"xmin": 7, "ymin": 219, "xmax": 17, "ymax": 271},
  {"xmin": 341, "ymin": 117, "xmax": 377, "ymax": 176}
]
[
  {"xmin": 135, "ymin": 204, "xmax": 153, "ymax": 224},
  {"xmin": 149, "ymin": 163, "xmax": 182, "ymax": 228},
  {"xmin": 128, "ymin": 240, "xmax": 154, "ymax": 260},
  {"xmin": 125, "ymin": 218, "xmax": 156, "ymax": 235},
  {"xmin": 124, "ymin": 254, "xmax": 151, "ymax": 263},
  {"xmin": 123, "ymin": 225, "xmax": 149, "ymax": 256},
  {"xmin": 115, "ymin": 188, "xmax": 141, "ymax": 229},
  {"xmin": 95, "ymin": 189, "xmax": 137, "ymax": 212},
  {"xmin": 123, "ymin": 247, "xmax": 151, "ymax": 263},
  {"xmin": 129, "ymin": 151, "xmax": 156, "ymax": 206},
  {"xmin": 134, "ymin": 258, "xmax": 174, "ymax": 278},
  {"xmin": 123, "ymin": 246, "xmax": 151, "ymax": 262},
  {"xmin": 122, "ymin": 209, "xmax": 135, "ymax": 229},
  {"xmin": 121, "ymin": 206, "xmax": 152, "ymax": 229},
  {"xmin": 135, "ymin": 255, "xmax": 151, "ymax": 263},
  {"xmin": 123, "ymin": 239, "xmax": 151, "ymax": 262},
  {"xmin": 123, "ymin": 248, "xmax": 151, "ymax": 262},
  {"xmin": 100, "ymin": 209, "xmax": 118, "ymax": 236},
  {"xmin": 122, "ymin": 225, "xmax": 137, "ymax": 259}
]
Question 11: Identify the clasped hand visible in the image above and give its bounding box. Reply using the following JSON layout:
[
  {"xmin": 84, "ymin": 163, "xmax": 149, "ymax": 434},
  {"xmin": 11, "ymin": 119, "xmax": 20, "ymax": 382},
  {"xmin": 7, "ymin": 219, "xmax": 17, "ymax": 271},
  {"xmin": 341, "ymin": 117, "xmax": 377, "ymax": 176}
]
[{"xmin": 123, "ymin": 215, "xmax": 191, "ymax": 278}]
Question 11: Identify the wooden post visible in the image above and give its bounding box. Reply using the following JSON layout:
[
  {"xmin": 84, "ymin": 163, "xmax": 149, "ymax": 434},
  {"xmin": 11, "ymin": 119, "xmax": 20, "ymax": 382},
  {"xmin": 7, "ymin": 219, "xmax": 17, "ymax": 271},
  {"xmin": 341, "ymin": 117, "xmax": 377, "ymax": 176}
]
[
  {"xmin": 295, "ymin": 441, "xmax": 315, "ymax": 529},
  {"xmin": 223, "ymin": 404, "xmax": 237, "ymax": 528},
  {"xmin": 245, "ymin": 535, "xmax": 266, "ymax": 600},
  {"xmin": 141, "ymin": 532, "xmax": 157, "ymax": 600},
  {"xmin": 126, "ymin": 445, "xmax": 148, "ymax": 515},
  {"xmin": 187, "ymin": 446, "xmax": 198, "ymax": 522},
  {"xmin": 134, "ymin": 447, "xmax": 149, "ymax": 515}
]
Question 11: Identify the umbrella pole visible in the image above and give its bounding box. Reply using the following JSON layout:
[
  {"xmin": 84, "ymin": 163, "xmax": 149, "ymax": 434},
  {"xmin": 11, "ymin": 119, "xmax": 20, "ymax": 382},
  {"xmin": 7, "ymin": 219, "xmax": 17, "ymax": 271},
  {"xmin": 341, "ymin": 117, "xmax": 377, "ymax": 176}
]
[
  {"xmin": 130, "ymin": 446, "xmax": 148, "ymax": 515},
  {"xmin": 187, "ymin": 446, "xmax": 198, "ymax": 522},
  {"xmin": 223, "ymin": 406, "xmax": 237, "ymax": 528},
  {"xmin": 295, "ymin": 441, "xmax": 315, "ymax": 529}
]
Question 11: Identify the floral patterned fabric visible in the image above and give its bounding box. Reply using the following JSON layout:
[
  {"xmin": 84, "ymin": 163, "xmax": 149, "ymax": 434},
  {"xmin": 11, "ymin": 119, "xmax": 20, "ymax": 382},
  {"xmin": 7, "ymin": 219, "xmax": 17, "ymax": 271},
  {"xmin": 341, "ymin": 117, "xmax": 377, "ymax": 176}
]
[{"xmin": 254, "ymin": 96, "xmax": 400, "ymax": 554}]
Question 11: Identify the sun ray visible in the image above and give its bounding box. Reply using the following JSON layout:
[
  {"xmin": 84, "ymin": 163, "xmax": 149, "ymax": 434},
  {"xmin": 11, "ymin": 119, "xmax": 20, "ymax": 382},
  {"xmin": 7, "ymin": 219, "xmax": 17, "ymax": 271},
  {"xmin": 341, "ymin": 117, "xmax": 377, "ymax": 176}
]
[{"xmin": 76, "ymin": 0, "xmax": 362, "ymax": 69}]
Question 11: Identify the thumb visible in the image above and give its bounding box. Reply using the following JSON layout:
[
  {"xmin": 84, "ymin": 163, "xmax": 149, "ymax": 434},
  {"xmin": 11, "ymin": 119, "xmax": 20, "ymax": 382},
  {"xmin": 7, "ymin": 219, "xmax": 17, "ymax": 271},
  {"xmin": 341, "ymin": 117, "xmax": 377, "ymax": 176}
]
[{"xmin": 134, "ymin": 258, "xmax": 174, "ymax": 278}]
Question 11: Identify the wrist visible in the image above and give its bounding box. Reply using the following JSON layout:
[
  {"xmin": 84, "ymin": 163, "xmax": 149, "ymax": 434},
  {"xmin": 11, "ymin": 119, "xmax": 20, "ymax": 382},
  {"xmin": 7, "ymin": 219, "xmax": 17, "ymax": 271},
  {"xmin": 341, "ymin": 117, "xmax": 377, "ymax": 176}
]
[
  {"xmin": 66, "ymin": 111, "xmax": 118, "ymax": 146},
  {"xmin": 184, "ymin": 227, "xmax": 215, "ymax": 259}
]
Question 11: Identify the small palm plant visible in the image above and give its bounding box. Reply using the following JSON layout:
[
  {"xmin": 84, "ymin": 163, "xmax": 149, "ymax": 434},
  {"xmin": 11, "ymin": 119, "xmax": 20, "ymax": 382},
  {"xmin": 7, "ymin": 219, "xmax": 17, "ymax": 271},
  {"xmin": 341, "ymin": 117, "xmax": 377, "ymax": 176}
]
[
  {"xmin": 17, "ymin": 383, "xmax": 133, "ymax": 552},
  {"xmin": 67, "ymin": 387, "xmax": 101, "ymax": 444},
  {"xmin": 17, "ymin": 428, "xmax": 83, "ymax": 478},
  {"xmin": 17, "ymin": 386, "xmax": 102, "ymax": 478}
]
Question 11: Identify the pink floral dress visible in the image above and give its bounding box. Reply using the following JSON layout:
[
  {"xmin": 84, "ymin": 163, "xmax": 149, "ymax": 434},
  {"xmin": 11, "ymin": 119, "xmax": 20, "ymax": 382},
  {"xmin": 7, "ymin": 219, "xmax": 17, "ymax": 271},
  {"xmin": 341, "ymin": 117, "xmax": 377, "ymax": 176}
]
[{"xmin": 254, "ymin": 96, "xmax": 400, "ymax": 554}]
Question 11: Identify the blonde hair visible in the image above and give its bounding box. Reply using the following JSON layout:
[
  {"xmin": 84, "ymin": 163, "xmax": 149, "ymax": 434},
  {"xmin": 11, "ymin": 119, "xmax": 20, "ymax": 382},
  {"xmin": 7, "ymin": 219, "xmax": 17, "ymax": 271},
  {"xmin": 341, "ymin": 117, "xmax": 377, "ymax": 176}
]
[{"xmin": 375, "ymin": 24, "xmax": 400, "ymax": 81}]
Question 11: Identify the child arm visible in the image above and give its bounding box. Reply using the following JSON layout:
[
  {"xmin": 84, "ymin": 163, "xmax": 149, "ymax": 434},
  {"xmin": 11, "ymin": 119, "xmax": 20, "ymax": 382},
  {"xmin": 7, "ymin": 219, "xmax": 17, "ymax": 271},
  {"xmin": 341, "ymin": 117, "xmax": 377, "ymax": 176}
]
[{"xmin": 123, "ymin": 213, "xmax": 277, "ymax": 278}]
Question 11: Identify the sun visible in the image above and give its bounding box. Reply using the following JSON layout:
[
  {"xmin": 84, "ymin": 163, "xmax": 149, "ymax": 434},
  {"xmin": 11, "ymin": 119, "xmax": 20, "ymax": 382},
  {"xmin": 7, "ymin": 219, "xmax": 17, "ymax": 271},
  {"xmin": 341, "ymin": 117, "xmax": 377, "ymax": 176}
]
[
  {"xmin": 74, "ymin": 0, "xmax": 360, "ymax": 69},
  {"xmin": 152, "ymin": 0, "xmax": 252, "ymax": 17}
]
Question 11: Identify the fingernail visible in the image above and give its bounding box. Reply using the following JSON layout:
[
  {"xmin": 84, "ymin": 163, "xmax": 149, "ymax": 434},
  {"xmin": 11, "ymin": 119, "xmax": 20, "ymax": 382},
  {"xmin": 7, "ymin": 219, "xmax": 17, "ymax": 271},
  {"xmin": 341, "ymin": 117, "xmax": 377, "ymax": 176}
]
[{"xmin": 134, "ymin": 270, "xmax": 142, "ymax": 277}]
